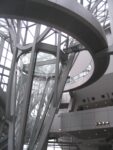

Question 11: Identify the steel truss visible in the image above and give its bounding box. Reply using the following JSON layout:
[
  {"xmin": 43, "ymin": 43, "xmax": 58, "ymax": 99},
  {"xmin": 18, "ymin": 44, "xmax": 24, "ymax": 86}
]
[
  {"xmin": 4, "ymin": 20, "xmax": 78, "ymax": 150},
  {"xmin": 0, "ymin": 0, "xmax": 112, "ymax": 150}
]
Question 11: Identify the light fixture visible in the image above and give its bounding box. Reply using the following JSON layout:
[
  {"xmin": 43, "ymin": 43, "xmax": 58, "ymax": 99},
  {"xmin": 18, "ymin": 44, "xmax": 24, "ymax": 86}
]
[
  {"xmin": 96, "ymin": 121, "xmax": 110, "ymax": 126},
  {"xmin": 106, "ymin": 121, "xmax": 110, "ymax": 125},
  {"xmin": 102, "ymin": 121, "xmax": 105, "ymax": 125}
]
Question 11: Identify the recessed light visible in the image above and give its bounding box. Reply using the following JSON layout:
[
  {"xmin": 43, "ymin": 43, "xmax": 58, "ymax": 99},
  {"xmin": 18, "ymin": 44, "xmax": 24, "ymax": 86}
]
[
  {"xmin": 106, "ymin": 121, "xmax": 110, "ymax": 125},
  {"xmin": 102, "ymin": 121, "xmax": 105, "ymax": 125},
  {"xmin": 98, "ymin": 122, "xmax": 102, "ymax": 125}
]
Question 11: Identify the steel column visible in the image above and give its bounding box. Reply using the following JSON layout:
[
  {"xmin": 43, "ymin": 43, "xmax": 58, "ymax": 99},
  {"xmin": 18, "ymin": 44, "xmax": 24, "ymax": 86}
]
[
  {"xmin": 53, "ymin": 31, "xmax": 61, "ymax": 107},
  {"xmin": 90, "ymin": 0, "xmax": 102, "ymax": 13},
  {"xmin": 36, "ymin": 51, "xmax": 75, "ymax": 150},
  {"xmin": 17, "ymin": 25, "xmax": 41, "ymax": 150},
  {"xmin": 108, "ymin": 0, "xmax": 113, "ymax": 38},
  {"xmin": 28, "ymin": 32, "xmax": 61, "ymax": 150},
  {"xmin": 28, "ymin": 81, "xmax": 55, "ymax": 150},
  {"xmin": 7, "ymin": 21, "xmax": 21, "ymax": 150},
  {"xmin": 17, "ymin": 26, "xmax": 51, "ymax": 150},
  {"xmin": 6, "ymin": 20, "xmax": 21, "ymax": 119},
  {"xmin": 8, "ymin": 69, "xmax": 17, "ymax": 150},
  {"xmin": 28, "ymin": 78, "xmax": 51, "ymax": 150},
  {"xmin": 0, "ymin": 38, "xmax": 4, "ymax": 62}
]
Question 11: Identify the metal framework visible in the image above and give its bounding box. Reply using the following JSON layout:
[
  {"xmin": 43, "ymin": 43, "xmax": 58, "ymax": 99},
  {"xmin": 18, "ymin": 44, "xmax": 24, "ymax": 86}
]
[
  {"xmin": 77, "ymin": 0, "xmax": 109, "ymax": 28},
  {"xmin": 0, "ymin": 0, "xmax": 112, "ymax": 150}
]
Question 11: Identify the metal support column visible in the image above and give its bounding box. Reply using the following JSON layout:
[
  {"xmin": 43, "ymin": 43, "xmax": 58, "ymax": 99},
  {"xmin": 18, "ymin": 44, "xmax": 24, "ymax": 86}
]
[
  {"xmin": 17, "ymin": 25, "xmax": 40, "ymax": 150},
  {"xmin": 28, "ymin": 78, "xmax": 51, "ymax": 150},
  {"xmin": 0, "ymin": 38, "xmax": 4, "ymax": 61},
  {"xmin": 28, "ymin": 32, "xmax": 61, "ymax": 150},
  {"xmin": 17, "ymin": 26, "xmax": 51, "ymax": 150},
  {"xmin": 0, "ymin": 121, "xmax": 5, "ymax": 137},
  {"xmin": 36, "ymin": 52, "xmax": 75, "ymax": 150},
  {"xmin": 7, "ymin": 20, "xmax": 21, "ymax": 150},
  {"xmin": 53, "ymin": 31, "xmax": 61, "ymax": 107},
  {"xmin": 108, "ymin": 0, "xmax": 113, "ymax": 38},
  {"xmin": 8, "ymin": 69, "xmax": 17, "ymax": 150},
  {"xmin": 6, "ymin": 20, "xmax": 21, "ymax": 119}
]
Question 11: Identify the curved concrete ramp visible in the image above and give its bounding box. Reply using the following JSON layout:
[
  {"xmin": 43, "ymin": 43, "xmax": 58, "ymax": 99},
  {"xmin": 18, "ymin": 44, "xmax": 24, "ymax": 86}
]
[{"xmin": 0, "ymin": 0, "xmax": 110, "ymax": 88}]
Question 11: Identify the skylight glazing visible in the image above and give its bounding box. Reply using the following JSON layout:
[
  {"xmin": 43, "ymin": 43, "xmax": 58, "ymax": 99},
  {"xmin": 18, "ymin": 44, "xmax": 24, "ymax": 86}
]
[
  {"xmin": 0, "ymin": 1, "xmax": 111, "ymax": 150},
  {"xmin": 77, "ymin": 0, "xmax": 110, "ymax": 28},
  {"xmin": 0, "ymin": 0, "xmax": 110, "ymax": 92}
]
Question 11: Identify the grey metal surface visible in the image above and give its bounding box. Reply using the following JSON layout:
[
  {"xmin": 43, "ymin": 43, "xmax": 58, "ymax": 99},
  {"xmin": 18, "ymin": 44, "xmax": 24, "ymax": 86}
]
[
  {"xmin": 34, "ymin": 52, "xmax": 76, "ymax": 150},
  {"xmin": 51, "ymin": 106, "xmax": 113, "ymax": 133},
  {"xmin": 16, "ymin": 26, "xmax": 50, "ymax": 150},
  {"xmin": 72, "ymin": 73, "xmax": 113, "ymax": 108},
  {"xmin": 108, "ymin": 0, "xmax": 113, "ymax": 37},
  {"xmin": 0, "ymin": 0, "xmax": 110, "ymax": 88},
  {"xmin": 0, "ymin": 1, "xmax": 112, "ymax": 150},
  {"xmin": 0, "ymin": 87, "xmax": 6, "ymax": 110}
]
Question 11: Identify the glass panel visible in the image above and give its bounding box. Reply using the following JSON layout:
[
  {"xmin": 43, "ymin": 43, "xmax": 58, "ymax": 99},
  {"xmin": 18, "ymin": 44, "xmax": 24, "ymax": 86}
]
[
  {"xmin": 0, "ymin": 57, "xmax": 5, "ymax": 65},
  {"xmin": 3, "ymin": 84, "xmax": 7, "ymax": 92},
  {"xmin": 7, "ymin": 51, "xmax": 13, "ymax": 60},
  {"xmin": 2, "ymin": 76, "xmax": 8, "ymax": 83},
  {"xmin": 0, "ymin": 68, "xmax": 3, "ymax": 74},
  {"xmin": 2, "ymin": 48, "xmax": 7, "ymax": 57},
  {"xmin": 1, "ymin": 84, "xmax": 4, "ymax": 88},
  {"xmin": 24, "ymin": 52, "xmax": 56, "ymax": 146},
  {"xmin": 3, "ymin": 69, "xmax": 10, "ymax": 76},
  {"xmin": 4, "ymin": 41, "xmax": 8, "ymax": 49},
  {"xmin": 5, "ymin": 59, "xmax": 11, "ymax": 68}
]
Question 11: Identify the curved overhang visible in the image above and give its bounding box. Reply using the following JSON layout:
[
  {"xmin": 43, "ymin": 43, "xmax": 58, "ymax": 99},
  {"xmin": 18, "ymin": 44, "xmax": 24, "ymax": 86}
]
[{"xmin": 0, "ymin": 0, "xmax": 110, "ymax": 89}]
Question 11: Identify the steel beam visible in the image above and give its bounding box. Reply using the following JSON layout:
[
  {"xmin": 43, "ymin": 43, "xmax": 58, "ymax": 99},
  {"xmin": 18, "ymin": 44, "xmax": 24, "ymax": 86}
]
[
  {"xmin": 7, "ymin": 21, "xmax": 21, "ymax": 150},
  {"xmin": 28, "ymin": 32, "xmax": 61, "ymax": 150},
  {"xmin": 90, "ymin": 0, "xmax": 102, "ymax": 13},
  {"xmin": 28, "ymin": 78, "xmax": 51, "ymax": 150},
  {"xmin": 6, "ymin": 20, "xmax": 21, "ymax": 120},
  {"xmin": 35, "ymin": 51, "xmax": 76, "ymax": 150},
  {"xmin": 0, "ymin": 38, "xmax": 4, "ymax": 62},
  {"xmin": 53, "ymin": 32, "xmax": 61, "ymax": 107},
  {"xmin": 95, "ymin": 44, "xmax": 113, "ymax": 57},
  {"xmin": 16, "ymin": 26, "xmax": 51, "ymax": 150},
  {"xmin": 108, "ymin": 0, "xmax": 113, "ymax": 38},
  {"xmin": 0, "ymin": 0, "xmax": 110, "ymax": 87},
  {"xmin": 0, "ymin": 121, "xmax": 5, "ymax": 137},
  {"xmin": 8, "ymin": 70, "xmax": 17, "ymax": 150},
  {"xmin": 16, "ymin": 25, "xmax": 41, "ymax": 150},
  {"xmin": 0, "ymin": 0, "xmax": 110, "ymax": 89},
  {"xmin": 17, "ymin": 27, "xmax": 51, "ymax": 50}
]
